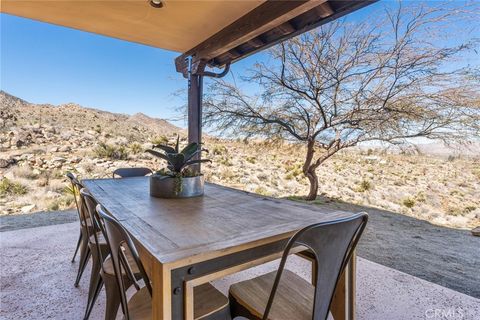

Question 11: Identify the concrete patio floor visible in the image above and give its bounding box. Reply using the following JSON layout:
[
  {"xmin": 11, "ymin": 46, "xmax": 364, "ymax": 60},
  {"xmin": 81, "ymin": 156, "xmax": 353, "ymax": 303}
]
[{"xmin": 1, "ymin": 222, "xmax": 479, "ymax": 320}]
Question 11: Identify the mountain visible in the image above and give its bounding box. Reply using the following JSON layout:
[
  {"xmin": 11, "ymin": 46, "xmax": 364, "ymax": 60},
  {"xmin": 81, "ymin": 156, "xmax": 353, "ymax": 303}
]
[{"xmin": 0, "ymin": 90, "xmax": 181, "ymax": 139}]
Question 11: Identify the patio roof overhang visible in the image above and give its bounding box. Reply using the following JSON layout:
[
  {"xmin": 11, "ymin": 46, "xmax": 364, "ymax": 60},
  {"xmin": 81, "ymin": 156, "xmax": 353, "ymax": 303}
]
[
  {"xmin": 1, "ymin": 0, "xmax": 377, "ymax": 157},
  {"xmin": 1, "ymin": 0, "xmax": 376, "ymax": 76}
]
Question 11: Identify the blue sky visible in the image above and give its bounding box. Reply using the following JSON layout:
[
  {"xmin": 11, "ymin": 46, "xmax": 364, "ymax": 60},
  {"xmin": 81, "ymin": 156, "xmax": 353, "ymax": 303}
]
[
  {"xmin": 0, "ymin": 10, "xmax": 270, "ymax": 126},
  {"xmin": 1, "ymin": 1, "xmax": 477, "ymax": 128}
]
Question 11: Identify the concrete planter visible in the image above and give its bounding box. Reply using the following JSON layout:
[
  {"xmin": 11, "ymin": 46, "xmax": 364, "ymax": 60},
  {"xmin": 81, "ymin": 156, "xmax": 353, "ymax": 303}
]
[{"xmin": 150, "ymin": 174, "xmax": 204, "ymax": 198}]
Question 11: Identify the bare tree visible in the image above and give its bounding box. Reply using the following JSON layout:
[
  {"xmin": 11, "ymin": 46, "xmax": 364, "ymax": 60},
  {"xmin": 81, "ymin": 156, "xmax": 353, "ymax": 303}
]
[{"xmin": 203, "ymin": 2, "xmax": 480, "ymax": 200}]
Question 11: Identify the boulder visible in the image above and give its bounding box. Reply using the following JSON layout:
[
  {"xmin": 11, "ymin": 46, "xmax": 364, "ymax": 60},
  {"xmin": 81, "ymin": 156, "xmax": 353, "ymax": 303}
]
[
  {"xmin": 52, "ymin": 157, "xmax": 67, "ymax": 163},
  {"xmin": 14, "ymin": 132, "xmax": 33, "ymax": 148},
  {"xmin": 472, "ymin": 227, "xmax": 480, "ymax": 237},
  {"xmin": 20, "ymin": 204, "xmax": 36, "ymax": 213},
  {"xmin": 0, "ymin": 158, "xmax": 16, "ymax": 169}
]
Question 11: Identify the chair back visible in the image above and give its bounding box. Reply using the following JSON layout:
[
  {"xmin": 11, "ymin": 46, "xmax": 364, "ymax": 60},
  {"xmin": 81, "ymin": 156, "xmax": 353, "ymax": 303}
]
[
  {"xmin": 66, "ymin": 172, "xmax": 89, "ymax": 226},
  {"xmin": 79, "ymin": 188, "xmax": 106, "ymax": 261},
  {"xmin": 96, "ymin": 204, "xmax": 152, "ymax": 319},
  {"xmin": 263, "ymin": 212, "xmax": 368, "ymax": 320},
  {"xmin": 112, "ymin": 167, "xmax": 152, "ymax": 178}
]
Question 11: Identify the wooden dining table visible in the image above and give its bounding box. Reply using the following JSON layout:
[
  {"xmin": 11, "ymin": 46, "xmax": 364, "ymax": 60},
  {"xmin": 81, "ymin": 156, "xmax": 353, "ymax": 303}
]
[{"xmin": 83, "ymin": 176, "xmax": 359, "ymax": 320}]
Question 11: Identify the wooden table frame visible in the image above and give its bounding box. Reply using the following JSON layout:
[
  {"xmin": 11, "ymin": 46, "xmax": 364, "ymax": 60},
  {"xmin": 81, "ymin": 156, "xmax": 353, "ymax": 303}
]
[
  {"xmin": 83, "ymin": 178, "xmax": 358, "ymax": 320},
  {"xmin": 138, "ymin": 240, "xmax": 356, "ymax": 320}
]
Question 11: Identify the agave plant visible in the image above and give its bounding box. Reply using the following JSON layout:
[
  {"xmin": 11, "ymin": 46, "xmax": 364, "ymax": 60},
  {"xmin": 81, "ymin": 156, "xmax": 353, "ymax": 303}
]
[{"xmin": 146, "ymin": 136, "xmax": 210, "ymax": 177}]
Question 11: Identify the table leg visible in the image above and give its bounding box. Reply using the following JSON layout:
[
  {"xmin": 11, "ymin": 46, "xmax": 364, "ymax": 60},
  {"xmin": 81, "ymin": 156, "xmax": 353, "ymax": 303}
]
[
  {"xmin": 137, "ymin": 244, "xmax": 172, "ymax": 320},
  {"xmin": 152, "ymin": 262, "xmax": 172, "ymax": 320}
]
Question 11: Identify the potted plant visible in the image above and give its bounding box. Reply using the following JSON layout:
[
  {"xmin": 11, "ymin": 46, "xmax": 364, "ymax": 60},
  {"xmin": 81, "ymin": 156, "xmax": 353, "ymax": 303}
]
[{"xmin": 146, "ymin": 137, "xmax": 210, "ymax": 198}]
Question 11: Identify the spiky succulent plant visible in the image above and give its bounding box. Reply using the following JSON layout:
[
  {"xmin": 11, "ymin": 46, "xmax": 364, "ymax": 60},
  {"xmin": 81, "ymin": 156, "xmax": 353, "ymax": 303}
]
[{"xmin": 146, "ymin": 136, "xmax": 210, "ymax": 177}]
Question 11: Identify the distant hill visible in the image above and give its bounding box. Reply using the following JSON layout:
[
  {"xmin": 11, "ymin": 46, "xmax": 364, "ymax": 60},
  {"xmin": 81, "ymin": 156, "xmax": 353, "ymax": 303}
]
[{"xmin": 0, "ymin": 90, "xmax": 181, "ymax": 139}]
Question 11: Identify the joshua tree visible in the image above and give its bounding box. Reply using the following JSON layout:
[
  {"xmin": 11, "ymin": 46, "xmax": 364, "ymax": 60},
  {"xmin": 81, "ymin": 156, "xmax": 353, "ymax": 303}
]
[{"xmin": 203, "ymin": 2, "xmax": 480, "ymax": 200}]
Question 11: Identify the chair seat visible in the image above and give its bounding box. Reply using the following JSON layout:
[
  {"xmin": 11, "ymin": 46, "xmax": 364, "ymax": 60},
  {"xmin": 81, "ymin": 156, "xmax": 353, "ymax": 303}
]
[
  {"xmin": 229, "ymin": 270, "xmax": 314, "ymax": 320},
  {"xmin": 124, "ymin": 283, "xmax": 229, "ymax": 320}
]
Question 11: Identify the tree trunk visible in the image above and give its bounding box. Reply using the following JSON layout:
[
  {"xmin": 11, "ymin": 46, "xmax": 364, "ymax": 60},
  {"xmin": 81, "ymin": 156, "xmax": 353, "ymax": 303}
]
[
  {"xmin": 305, "ymin": 167, "xmax": 319, "ymax": 200},
  {"xmin": 303, "ymin": 139, "xmax": 319, "ymax": 201}
]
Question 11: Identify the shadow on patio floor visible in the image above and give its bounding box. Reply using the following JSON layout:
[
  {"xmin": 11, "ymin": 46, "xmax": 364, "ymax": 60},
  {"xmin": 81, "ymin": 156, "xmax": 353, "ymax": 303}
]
[{"xmin": 287, "ymin": 196, "xmax": 480, "ymax": 299}]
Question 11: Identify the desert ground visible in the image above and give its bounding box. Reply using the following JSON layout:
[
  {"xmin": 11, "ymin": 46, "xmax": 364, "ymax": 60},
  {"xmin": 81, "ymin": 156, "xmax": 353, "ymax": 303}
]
[{"xmin": 1, "ymin": 91, "xmax": 479, "ymax": 230}]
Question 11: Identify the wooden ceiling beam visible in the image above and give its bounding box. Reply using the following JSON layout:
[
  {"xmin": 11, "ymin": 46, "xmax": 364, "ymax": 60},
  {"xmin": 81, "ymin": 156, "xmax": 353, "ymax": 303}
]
[
  {"xmin": 191, "ymin": 0, "xmax": 327, "ymax": 61},
  {"xmin": 175, "ymin": 0, "xmax": 328, "ymax": 75},
  {"xmin": 176, "ymin": 0, "xmax": 378, "ymax": 76}
]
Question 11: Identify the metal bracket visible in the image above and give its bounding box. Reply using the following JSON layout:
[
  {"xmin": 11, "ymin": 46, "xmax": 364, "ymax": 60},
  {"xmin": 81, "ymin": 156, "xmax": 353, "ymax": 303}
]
[
  {"xmin": 200, "ymin": 62, "xmax": 230, "ymax": 78},
  {"xmin": 177, "ymin": 54, "xmax": 231, "ymax": 79}
]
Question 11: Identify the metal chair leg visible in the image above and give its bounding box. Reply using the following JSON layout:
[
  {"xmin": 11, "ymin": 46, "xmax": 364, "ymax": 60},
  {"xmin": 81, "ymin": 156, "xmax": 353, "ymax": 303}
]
[
  {"xmin": 75, "ymin": 244, "xmax": 91, "ymax": 287},
  {"xmin": 84, "ymin": 243, "xmax": 110, "ymax": 319},
  {"xmin": 86, "ymin": 247, "xmax": 101, "ymax": 307},
  {"xmin": 71, "ymin": 230, "xmax": 83, "ymax": 263},
  {"xmin": 84, "ymin": 274, "xmax": 103, "ymax": 320}
]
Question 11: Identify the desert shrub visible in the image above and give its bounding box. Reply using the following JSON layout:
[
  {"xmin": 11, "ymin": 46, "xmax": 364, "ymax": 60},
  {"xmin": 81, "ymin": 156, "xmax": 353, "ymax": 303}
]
[
  {"xmin": 450, "ymin": 190, "xmax": 464, "ymax": 196},
  {"xmin": 219, "ymin": 157, "xmax": 233, "ymax": 166},
  {"xmin": 464, "ymin": 206, "xmax": 476, "ymax": 213},
  {"xmin": 285, "ymin": 172, "xmax": 295, "ymax": 180},
  {"xmin": 82, "ymin": 163, "xmax": 96, "ymax": 174},
  {"xmin": 151, "ymin": 136, "xmax": 169, "ymax": 145},
  {"xmin": 129, "ymin": 142, "xmax": 143, "ymax": 154},
  {"xmin": 285, "ymin": 163, "xmax": 303, "ymax": 177},
  {"xmin": 254, "ymin": 186, "xmax": 270, "ymax": 196},
  {"xmin": 64, "ymin": 184, "xmax": 78, "ymax": 197},
  {"xmin": 47, "ymin": 195, "xmax": 75, "ymax": 211},
  {"xmin": 0, "ymin": 178, "xmax": 28, "ymax": 196},
  {"xmin": 446, "ymin": 206, "xmax": 462, "ymax": 216},
  {"xmin": 13, "ymin": 166, "xmax": 39, "ymax": 180},
  {"xmin": 212, "ymin": 145, "xmax": 228, "ymax": 155},
  {"xmin": 357, "ymin": 180, "xmax": 372, "ymax": 192},
  {"xmin": 219, "ymin": 168, "xmax": 235, "ymax": 180},
  {"xmin": 51, "ymin": 169, "xmax": 65, "ymax": 179},
  {"xmin": 47, "ymin": 180, "xmax": 67, "ymax": 193},
  {"xmin": 472, "ymin": 168, "xmax": 480, "ymax": 179},
  {"xmin": 447, "ymin": 155, "xmax": 458, "ymax": 162},
  {"xmin": 32, "ymin": 148, "xmax": 46, "ymax": 155},
  {"xmin": 415, "ymin": 192, "xmax": 426, "ymax": 203},
  {"xmin": 246, "ymin": 156, "xmax": 256, "ymax": 164},
  {"xmin": 257, "ymin": 173, "xmax": 269, "ymax": 181},
  {"xmin": 402, "ymin": 198, "xmax": 415, "ymax": 208},
  {"xmin": 94, "ymin": 143, "xmax": 128, "ymax": 160},
  {"xmin": 48, "ymin": 201, "xmax": 60, "ymax": 211}
]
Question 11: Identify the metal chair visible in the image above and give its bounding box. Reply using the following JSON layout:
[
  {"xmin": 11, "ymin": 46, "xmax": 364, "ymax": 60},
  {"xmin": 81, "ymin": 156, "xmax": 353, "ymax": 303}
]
[
  {"xmin": 112, "ymin": 167, "xmax": 152, "ymax": 178},
  {"xmin": 228, "ymin": 212, "xmax": 368, "ymax": 320},
  {"xmin": 80, "ymin": 189, "xmax": 140, "ymax": 320},
  {"xmin": 96, "ymin": 204, "xmax": 230, "ymax": 320},
  {"xmin": 66, "ymin": 172, "xmax": 92, "ymax": 288}
]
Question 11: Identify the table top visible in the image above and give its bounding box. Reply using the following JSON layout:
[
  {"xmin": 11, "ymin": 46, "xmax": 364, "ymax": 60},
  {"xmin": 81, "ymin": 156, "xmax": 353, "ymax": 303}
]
[{"xmin": 83, "ymin": 177, "xmax": 356, "ymax": 267}]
